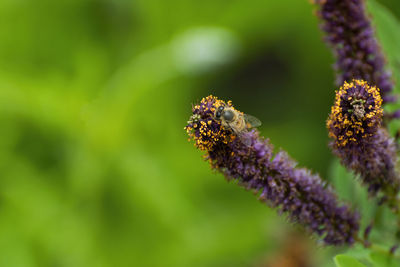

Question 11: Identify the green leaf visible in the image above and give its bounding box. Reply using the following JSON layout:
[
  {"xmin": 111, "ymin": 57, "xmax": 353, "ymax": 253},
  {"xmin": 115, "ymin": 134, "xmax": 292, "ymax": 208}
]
[
  {"xmin": 329, "ymin": 159, "xmax": 356, "ymax": 201},
  {"xmin": 367, "ymin": 0, "xmax": 400, "ymax": 92},
  {"xmin": 345, "ymin": 244, "xmax": 372, "ymax": 260},
  {"xmin": 367, "ymin": 0, "xmax": 400, "ymax": 148},
  {"xmin": 334, "ymin": 254, "xmax": 367, "ymax": 267},
  {"xmin": 369, "ymin": 251, "xmax": 398, "ymax": 267},
  {"xmin": 329, "ymin": 159, "xmax": 376, "ymax": 226},
  {"xmin": 367, "ymin": 0, "xmax": 400, "ymax": 137}
]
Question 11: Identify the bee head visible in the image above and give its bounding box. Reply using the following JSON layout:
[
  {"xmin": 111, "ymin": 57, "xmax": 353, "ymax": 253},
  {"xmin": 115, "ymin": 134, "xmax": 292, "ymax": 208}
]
[
  {"xmin": 215, "ymin": 106, "xmax": 225, "ymax": 119},
  {"xmin": 222, "ymin": 109, "xmax": 234, "ymax": 122}
]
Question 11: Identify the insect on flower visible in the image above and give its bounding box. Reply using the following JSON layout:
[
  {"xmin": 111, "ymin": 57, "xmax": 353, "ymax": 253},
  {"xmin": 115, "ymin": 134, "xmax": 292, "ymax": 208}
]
[
  {"xmin": 214, "ymin": 104, "xmax": 261, "ymax": 136},
  {"xmin": 185, "ymin": 95, "xmax": 360, "ymax": 246}
]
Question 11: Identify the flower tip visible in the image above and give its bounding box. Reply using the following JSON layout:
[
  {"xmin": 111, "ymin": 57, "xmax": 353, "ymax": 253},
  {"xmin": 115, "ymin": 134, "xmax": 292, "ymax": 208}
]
[
  {"xmin": 327, "ymin": 79, "xmax": 383, "ymax": 147},
  {"xmin": 185, "ymin": 95, "xmax": 230, "ymax": 151}
]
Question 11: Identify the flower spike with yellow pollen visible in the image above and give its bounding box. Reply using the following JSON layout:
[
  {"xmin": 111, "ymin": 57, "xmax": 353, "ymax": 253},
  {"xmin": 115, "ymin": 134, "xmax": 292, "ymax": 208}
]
[
  {"xmin": 186, "ymin": 95, "xmax": 360, "ymax": 246},
  {"xmin": 327, "ymin": 80, "xmax": 383, "ymax": 148},
  {"xmin": 185, "ymin": 95, "xmax": 235, "ymax": 151},
  {"xmin": 327, "ymin": 80, "xmax": 400, "ymax": 197}
]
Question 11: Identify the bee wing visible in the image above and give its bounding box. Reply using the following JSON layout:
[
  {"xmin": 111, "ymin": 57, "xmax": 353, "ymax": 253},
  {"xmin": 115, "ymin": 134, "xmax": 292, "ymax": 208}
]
[{"xmin": 244, "ymin": 114, "xmax": 262, "ymax": 128}]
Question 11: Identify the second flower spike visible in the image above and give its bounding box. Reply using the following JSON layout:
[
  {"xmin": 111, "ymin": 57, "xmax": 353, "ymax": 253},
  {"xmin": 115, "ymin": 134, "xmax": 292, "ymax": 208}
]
[{"xmin": 327, "ymin": 80, "xmax": 400, "ymax": 200}]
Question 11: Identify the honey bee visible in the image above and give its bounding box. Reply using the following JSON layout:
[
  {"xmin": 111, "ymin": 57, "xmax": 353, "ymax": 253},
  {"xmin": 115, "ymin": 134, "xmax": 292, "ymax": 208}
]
[{"xmin": 214, "ymin": 105, "xmax": 261, "ymax": 135}]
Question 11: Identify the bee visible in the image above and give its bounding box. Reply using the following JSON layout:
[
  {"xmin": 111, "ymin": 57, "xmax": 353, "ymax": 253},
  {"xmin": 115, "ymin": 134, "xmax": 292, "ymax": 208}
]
[{"xmin": 214, "ymin": 105, "xmax": 261, "ymax": 135}]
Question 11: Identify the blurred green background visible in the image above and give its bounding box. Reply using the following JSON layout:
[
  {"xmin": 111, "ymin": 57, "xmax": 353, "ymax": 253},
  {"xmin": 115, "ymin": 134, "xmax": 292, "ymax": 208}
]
[{"xmin": 0, "ymin": 0, "xmax": 399, "ymax": 266}]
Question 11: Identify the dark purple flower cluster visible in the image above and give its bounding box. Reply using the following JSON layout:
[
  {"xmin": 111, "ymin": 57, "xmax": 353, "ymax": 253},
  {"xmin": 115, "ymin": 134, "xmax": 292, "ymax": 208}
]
[
  {"xmin": 186, "ymin": 95, "xmax": 360, "ymax": 246},
  {"xmin": 327, "ymin": 80, "xmax": 400, "ymax": 196},
  {"xmin": 314, "ymin": 0, "xmax": 396, "ymax": 106}
]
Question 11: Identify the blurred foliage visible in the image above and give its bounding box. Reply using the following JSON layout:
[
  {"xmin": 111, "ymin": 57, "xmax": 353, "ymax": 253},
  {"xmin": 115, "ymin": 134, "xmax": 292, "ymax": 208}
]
[{"xmin": 0, "ymin": 0, "xmax": 399, "ymax": 266}]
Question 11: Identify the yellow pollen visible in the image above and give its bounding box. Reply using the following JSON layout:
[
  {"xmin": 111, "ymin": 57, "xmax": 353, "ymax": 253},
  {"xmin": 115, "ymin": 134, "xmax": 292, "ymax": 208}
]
[{"xmin": 327, "ymin": 80, "xmax": 383, "ymax": 147}]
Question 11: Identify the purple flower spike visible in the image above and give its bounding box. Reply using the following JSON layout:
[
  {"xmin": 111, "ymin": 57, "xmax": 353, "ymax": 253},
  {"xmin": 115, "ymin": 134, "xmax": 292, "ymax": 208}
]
[
  {"xmin": 185, "ymin": 95, "xmax": 360, "ymax": 246},
  {"xmin": 327, "ymin": 80, "xmax": 400, "ymax": 197},
  {"xmin": 314, "ymin": 0, "xmax": 396, "ymax": 108}
]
